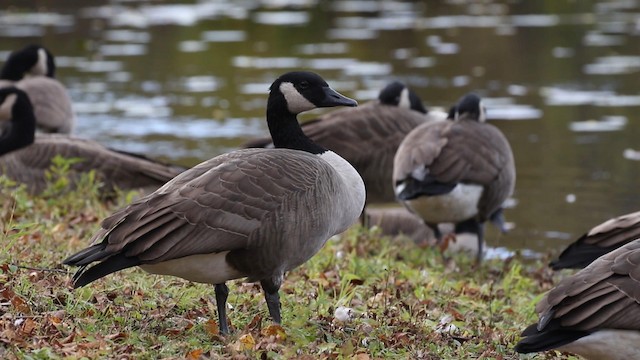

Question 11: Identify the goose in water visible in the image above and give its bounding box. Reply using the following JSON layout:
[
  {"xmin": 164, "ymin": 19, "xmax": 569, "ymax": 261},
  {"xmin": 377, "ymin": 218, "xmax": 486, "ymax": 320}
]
[
  {"xmin": 393, "ymin": 93, "xmax": 515, "ymax": 262},
  {"xmin": 0, "ymin": 86, "xmax": 183, "ymax": 196},
  {"xmin": 515, "ymin": 239, "xmax": 640, "ymax": 359},
  {"xmin": 244, "ymin": 81, "xmax": 446, "ymax": 205},
  {"xmin": 550, "ymin": 210, "xmax": 640, "ymax": 270},
  {"xmin": 63, "ymin": 71, "xmax": 366, "ymax": 334},
  {"xmin": 0, "ymin": 44, "xmax": 75, "ymax": 134}
]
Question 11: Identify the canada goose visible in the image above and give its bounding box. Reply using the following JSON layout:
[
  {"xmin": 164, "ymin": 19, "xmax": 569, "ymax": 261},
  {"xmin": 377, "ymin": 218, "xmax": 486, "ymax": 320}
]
[
  {"xmin": 244, "ymin": 81, "xmax": 447, "ymax": 204},
  {"xmin": 515, "ymin": 239, "xmax": 640, "ymax": 359},
  {"xmin": 63, "ymin": 71, "xmax": 365, "ymax": 334},
  {"xmin": 550, "ymin": 210, "xmax": 640, "ymax": 270},
  {"xmin": 393, "ymin": 93, "xmax": 515, "ymax": 262},
  {"xmin": 0, "ymin": 44, "xmax": 75, "ymax": 134},
  {"xmin": 0, "ymin": 86, "xmax": 183, "ymax": 195}
]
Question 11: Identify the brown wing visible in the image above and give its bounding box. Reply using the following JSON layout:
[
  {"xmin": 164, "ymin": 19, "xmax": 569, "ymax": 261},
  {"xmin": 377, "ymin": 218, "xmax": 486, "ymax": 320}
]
[
  {"xmin": 245, "ymin": 102, "xmax": 434, "ymax": 203},
  {"xmin": 538, "ymin": 239, "xmax": 640, "ymax": 331},
  {"xmin": 393, "ymin": 118, "xmax": 515, "ymax": 218},
  {"xmin": 16, "ymin": 77, "xmax": 75, "ymax": 133},
  {"xmin": 551, "ymin": 211, "xmax": 640, "ymax": 269},
  {"xmin": 0, "ymin": 135, "xmax": 183, "ymax": 194},
  {"xmin": 89, "ymin": 148, "xmax": 335, "ymax": 263}
]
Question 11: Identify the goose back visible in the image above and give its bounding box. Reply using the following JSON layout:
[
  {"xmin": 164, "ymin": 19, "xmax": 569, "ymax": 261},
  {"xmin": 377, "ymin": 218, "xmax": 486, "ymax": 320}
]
[
  {"xmin": 516, "ymin": 239, "xmax": 640, "ymax": 359},
  {"xmin": 246, "ymin": 102, "xmax": 444, "ymax": 203},
  {"xmin": 550, "ymin": 210, "xmax": 640, "ymax": 269},
  {"xmin": 0, "ymin": 134, "xmax": 184, "ymax": 195},
  {"xmin": 393, "ymin": 116, "xmax": 515, "ymax": 222}
]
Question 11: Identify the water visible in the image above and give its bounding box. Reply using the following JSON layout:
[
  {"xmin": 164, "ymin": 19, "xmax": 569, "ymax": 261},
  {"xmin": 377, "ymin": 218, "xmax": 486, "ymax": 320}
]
[{"xmin": 2, "ymin": 0, "xmax": 640, "ymax": 256}]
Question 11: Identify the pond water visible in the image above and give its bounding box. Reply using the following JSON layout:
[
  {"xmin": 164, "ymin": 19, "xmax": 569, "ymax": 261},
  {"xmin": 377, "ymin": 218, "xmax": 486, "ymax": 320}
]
[{"xmin": 2, "ymin": 0, "xmax": 640, "ymax": 257}]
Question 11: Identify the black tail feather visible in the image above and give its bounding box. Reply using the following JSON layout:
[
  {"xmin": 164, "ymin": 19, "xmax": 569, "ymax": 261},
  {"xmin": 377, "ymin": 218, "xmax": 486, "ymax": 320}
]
[
  {"xmin": 70, "ymin": 255, "xmax": 141, "ymax": 288},
  {"xmin": 515, "ymin": 323, "xmax": 590, "ymax": 354},
  {"xmin": 549, "ymin": 236, "xmax": 627, "ymax": 270}
]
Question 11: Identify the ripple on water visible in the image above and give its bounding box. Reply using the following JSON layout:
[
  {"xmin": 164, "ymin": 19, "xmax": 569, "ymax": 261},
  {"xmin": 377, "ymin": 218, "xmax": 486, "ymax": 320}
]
[
  {"xmin": 583, "ymin": 55, "xmax": 640, "ymax": 75},
  {"xmin": 541, "ymin": 87, "xmax": 640, "ymax": 107},
  {"xmin": 232, "ymin": 56, "xmax": 302, "ymax": 69},
  {"xmin": 569, "ymin": 116, "xmax": 627, "ymax": 132},
  {"xmin": 201, "ymin": 30, "xmax": 246, "ymax": 42},
  {"xmin": 100, "ymin": 44, "xmax": 147, "ymax": 57},
  {"xmin": 253, "ymin": 11, "xmax": 309, "ymax": 25}
]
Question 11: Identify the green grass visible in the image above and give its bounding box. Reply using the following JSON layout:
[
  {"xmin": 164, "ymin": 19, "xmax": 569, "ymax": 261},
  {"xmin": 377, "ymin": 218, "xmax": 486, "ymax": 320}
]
[{"xmin": 0, "ymin": 171, "xmax": 575, "ymax": 359}]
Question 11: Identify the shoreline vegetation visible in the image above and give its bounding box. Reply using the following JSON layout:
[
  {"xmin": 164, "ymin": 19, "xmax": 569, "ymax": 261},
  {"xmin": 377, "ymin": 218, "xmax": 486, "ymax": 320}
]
[{"xmin": 1, "ymin": 162, "xmax": 573, "ymax": 359}]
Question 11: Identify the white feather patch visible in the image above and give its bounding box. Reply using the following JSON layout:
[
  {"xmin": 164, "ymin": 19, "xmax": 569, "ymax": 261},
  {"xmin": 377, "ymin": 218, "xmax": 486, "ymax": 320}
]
[
  {"xmin": 140, "ymin": 251, "xmax": 244, "ymax": 284},
  {"xmin": 398, "ymin": 88, "xmax": 410, "ymax": 109},
  {"xmin": 404, "ymin": 183, "xmax": 483, "ymax": 223},
  {"xmin": 0, "ymin": 93, "xmax": 17, "ymax": 121},
  {"xmin": 280, "ymin": 82, "xmax": 315, "ymax": 114}
]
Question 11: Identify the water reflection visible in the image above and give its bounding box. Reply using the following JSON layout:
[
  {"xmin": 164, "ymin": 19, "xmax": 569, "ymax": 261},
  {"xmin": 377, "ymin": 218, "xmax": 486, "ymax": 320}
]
[{"xmin": 1, "ymin": 0, "xmax": 640, "ymax": 256}]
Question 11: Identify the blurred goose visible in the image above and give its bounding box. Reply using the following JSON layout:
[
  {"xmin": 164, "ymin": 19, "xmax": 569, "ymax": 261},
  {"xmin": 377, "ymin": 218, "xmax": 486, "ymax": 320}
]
[
  {"xmin": 0, "ymin": 44, "xmax": 75, "ymax": 134},
  {"xmin": 63, "ymin": 71, "xmax": 365, "ymax": 334},
  {"xmin": 393, "ymin": 93, "xmax": 515, "ymax": 262},
  {"xmin": 550, "ymin": 210, "xmax": 640, "ymax": 270},
  {"xmin": 515, "ymin": 239, "xmax": 640, "ymax": 359},
  {"xmin": 244, "ymin": 81, "xmax": 446, "ymax": 204},
  {"xmin": 0, "ymin": 86, "xmax": 183, "ymax": 195}
]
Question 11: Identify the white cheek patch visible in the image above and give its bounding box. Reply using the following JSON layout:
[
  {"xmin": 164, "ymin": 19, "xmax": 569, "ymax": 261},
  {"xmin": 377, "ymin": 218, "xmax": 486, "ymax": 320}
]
[
  {"xmin": 478, "ymin": 101, "xmax": 487, "ymax": 122},
  {"xmin": 0, "ymin": 94, "xmax": 17, "ymax": 121},
  {"xmin": 410, "ymin": 166, "xmax": 428, "ymax": 181},
  {"xmin": 280, "ymin": 82, "xmax": 315, "ymax": 114},
  {"xmin": 27, "ymin": 49, "xmax": 48, "ymax": 78},
  {"xmin": 398, "ymin": 88, "xmax": 410, "ymax": 109}
]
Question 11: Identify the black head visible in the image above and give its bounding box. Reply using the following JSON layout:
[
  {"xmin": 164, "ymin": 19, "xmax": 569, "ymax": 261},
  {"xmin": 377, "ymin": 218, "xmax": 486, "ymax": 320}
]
[
  {"xmin": 269, "ymin": 71, "xmax": 357, "ymax": 115},
  {"xmin": 0, "ymin": 44, "xmax": 56, "ymax": 81},
  {"xmin": 453, "ymin": 93, "xmax": 485, "ymax": 122},
  {"xmin": 378, "ymin": 81, "xmax": 427, "ymax": 114}
]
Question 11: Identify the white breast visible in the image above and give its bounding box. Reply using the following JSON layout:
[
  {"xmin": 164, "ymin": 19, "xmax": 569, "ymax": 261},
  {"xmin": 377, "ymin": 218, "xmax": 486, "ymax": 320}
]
[
  {"xmin": 140, "ymin": 251, "xmax": 244, "ymax": 284},
  {"xmin": 318, "ymin": 150, "xmax": 366, "ymax": 232},
  {"xmin": 404, "ymin": 183, "xmax": 483, "ymax": 223}
]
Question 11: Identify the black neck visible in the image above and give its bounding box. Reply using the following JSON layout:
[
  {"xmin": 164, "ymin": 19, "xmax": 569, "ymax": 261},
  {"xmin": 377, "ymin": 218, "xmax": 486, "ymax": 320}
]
[
  {"xmin": 266, "ymin": 95, "xmax": 326, "ymax": 154},
  {"xmin": 0, "ymin": 61, "xmax": 25, "ymax": 81},
  {"xmin": 0, "ymin": 93, "xmax": 36, "ymax": 155}
]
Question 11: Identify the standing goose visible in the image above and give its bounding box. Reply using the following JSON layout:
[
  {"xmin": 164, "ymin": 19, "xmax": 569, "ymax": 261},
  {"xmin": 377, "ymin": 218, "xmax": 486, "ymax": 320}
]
[
  {"xmin": 515, "ymin": 239, "xmax": 640, "ymax": 359},
  {"xmin": 244, "ymin": 81, "xmax": 446, "ymax": 204},
  {"xmin": 393, "ymin": 93, "xmax": 515, "ymax": 262},
  {"xmin": 1, "ymin": 44, "xmax": 75, "ymax": 134},
  {"xmin": 0, "ymin": 86, "xmax": 184, "ymax": 195},
  {"xmin": 63, "ymin": 71, "xmax": 365, "ymax": 334},
  {"xmin": 550, "ymin": 210, "xmax": 640, "ymax": 270}
]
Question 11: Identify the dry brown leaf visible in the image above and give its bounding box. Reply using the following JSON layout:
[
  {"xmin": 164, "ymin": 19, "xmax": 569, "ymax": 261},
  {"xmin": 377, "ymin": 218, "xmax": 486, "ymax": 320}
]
[
  {"xmin": 204, "ymin": 319, "xmax": 219, "ymax": 336},
  {"xmin": 186, "ymin": 349, "xmax": 203, "ymax": 359},
  {"xmin": 260, "ymin": 324, "xmax": 286, "ymax": 340}
]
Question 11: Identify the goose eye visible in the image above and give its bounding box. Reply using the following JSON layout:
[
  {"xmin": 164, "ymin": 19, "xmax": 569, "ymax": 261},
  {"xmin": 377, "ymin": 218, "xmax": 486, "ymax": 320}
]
[{"xmin": 299, "ymin": 81, "xmax": 309, "ymax": 90}]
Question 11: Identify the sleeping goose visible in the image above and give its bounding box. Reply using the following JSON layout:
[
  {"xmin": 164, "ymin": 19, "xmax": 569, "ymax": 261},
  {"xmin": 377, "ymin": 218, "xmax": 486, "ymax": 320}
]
[
  {"xmin": 0, "ymin": 86, "xmax": 183, "ymax": 195},
  {"xmin": 550, "ymin": 210, "xmax": 640, "ymax": 270},
  {"xmin": 63, "ymin": 71, "xmax": 365, "ymax": 335},
  {"xmin": 0, "ymin": 44, "xmax": 75, "ymax": 134},
  {"xmin": 515, "ymin": 239, "xmax": 640, "ymax": 359},
  {"xmin": 244, "ymin": 81, "xmax": 446, "ymax": 204},
  {"xmin": 393, "ymin": 93, "xmax": 515, "ymax": 262}
]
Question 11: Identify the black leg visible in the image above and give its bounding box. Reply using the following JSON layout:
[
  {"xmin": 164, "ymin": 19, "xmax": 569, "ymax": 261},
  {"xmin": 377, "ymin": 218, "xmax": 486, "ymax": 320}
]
[
  {"xmin": 454, "ymin": 219, "xmax": 484, "ymax": 263},
  {"xmin": 489, "ymin": 208, "xmax": 507, "ymax": 234},
  {"xmin": 476, "ymin": 222, "xmax": 485, "ymax": 264},
  {"xmin": 260, "ymin": 279, "xmax": 282, "ymax": 324},
  {"xmin": 427, "ymin": 223, "xmax": 441, "ymax": 242},
  {"xmin": 215, "ymin": 283, "xmax": 230, "ymax": 335}
]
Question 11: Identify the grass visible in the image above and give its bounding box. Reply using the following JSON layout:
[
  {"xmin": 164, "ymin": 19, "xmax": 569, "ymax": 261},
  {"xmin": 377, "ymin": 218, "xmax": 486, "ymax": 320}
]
[{"xmin": 0, "ymin": 166, "xmax": 577, "ymax": 359}]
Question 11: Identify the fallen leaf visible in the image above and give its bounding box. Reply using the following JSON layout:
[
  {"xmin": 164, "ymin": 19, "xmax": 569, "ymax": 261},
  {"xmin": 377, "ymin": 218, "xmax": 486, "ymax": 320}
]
[
  {"xmin": 260, "ymin": 324, "xmax": 286, "ymax": 340},
  {"xmin": 186, "ymin": 349, "xmax": 203, "ymax": 359},
  {"xmin": 204, "ymin": 319, "xmax": 219, "ymax": 336}
]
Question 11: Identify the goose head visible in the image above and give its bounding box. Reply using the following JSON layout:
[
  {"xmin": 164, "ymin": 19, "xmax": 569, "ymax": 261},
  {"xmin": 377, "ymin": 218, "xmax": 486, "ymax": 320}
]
[
  {"xmin": 0, "ymin": 87, "xmax": 36, "ymax": 154},
  {"xmin": 453, "ymin": 93, "xmax": 486, "ymax": 123},
  {"xmin": 0, "ymin": 44, "xmax": 55, "ymax": 81},
  {"xmin": 267, "ymin": 71, "xmax": 357, "ymax": 151},
  {"xmin": 378, "ymin": 81, "xmax": 427, "ymax": 114}
]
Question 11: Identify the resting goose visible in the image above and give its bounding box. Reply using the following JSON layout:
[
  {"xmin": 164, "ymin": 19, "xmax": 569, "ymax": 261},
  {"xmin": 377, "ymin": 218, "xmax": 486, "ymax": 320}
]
[
  {"xmin": 63, "ymin": 71, "xmax": 365, "ymax": 334},
  {"xmin": 244, "ymin": 81, "xmax": 446, "ymax": 204},
  {"xmin": 0, "ymin": 86, "xmax": 183, "ymax": 195},
  {"xmin": 550, "ymin": 210, "xmax": 640, "ymax": 270},
  {"xmin": 0, "ymin": 44, "xmax": 75, "ymax": 134},
  {"xmin": 393, "ymin": 93, "xmax": 515, "ymax": 262},
  {"xmin": 515, "ymin": 239, "xmax": 640, "ymax": 359}
]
